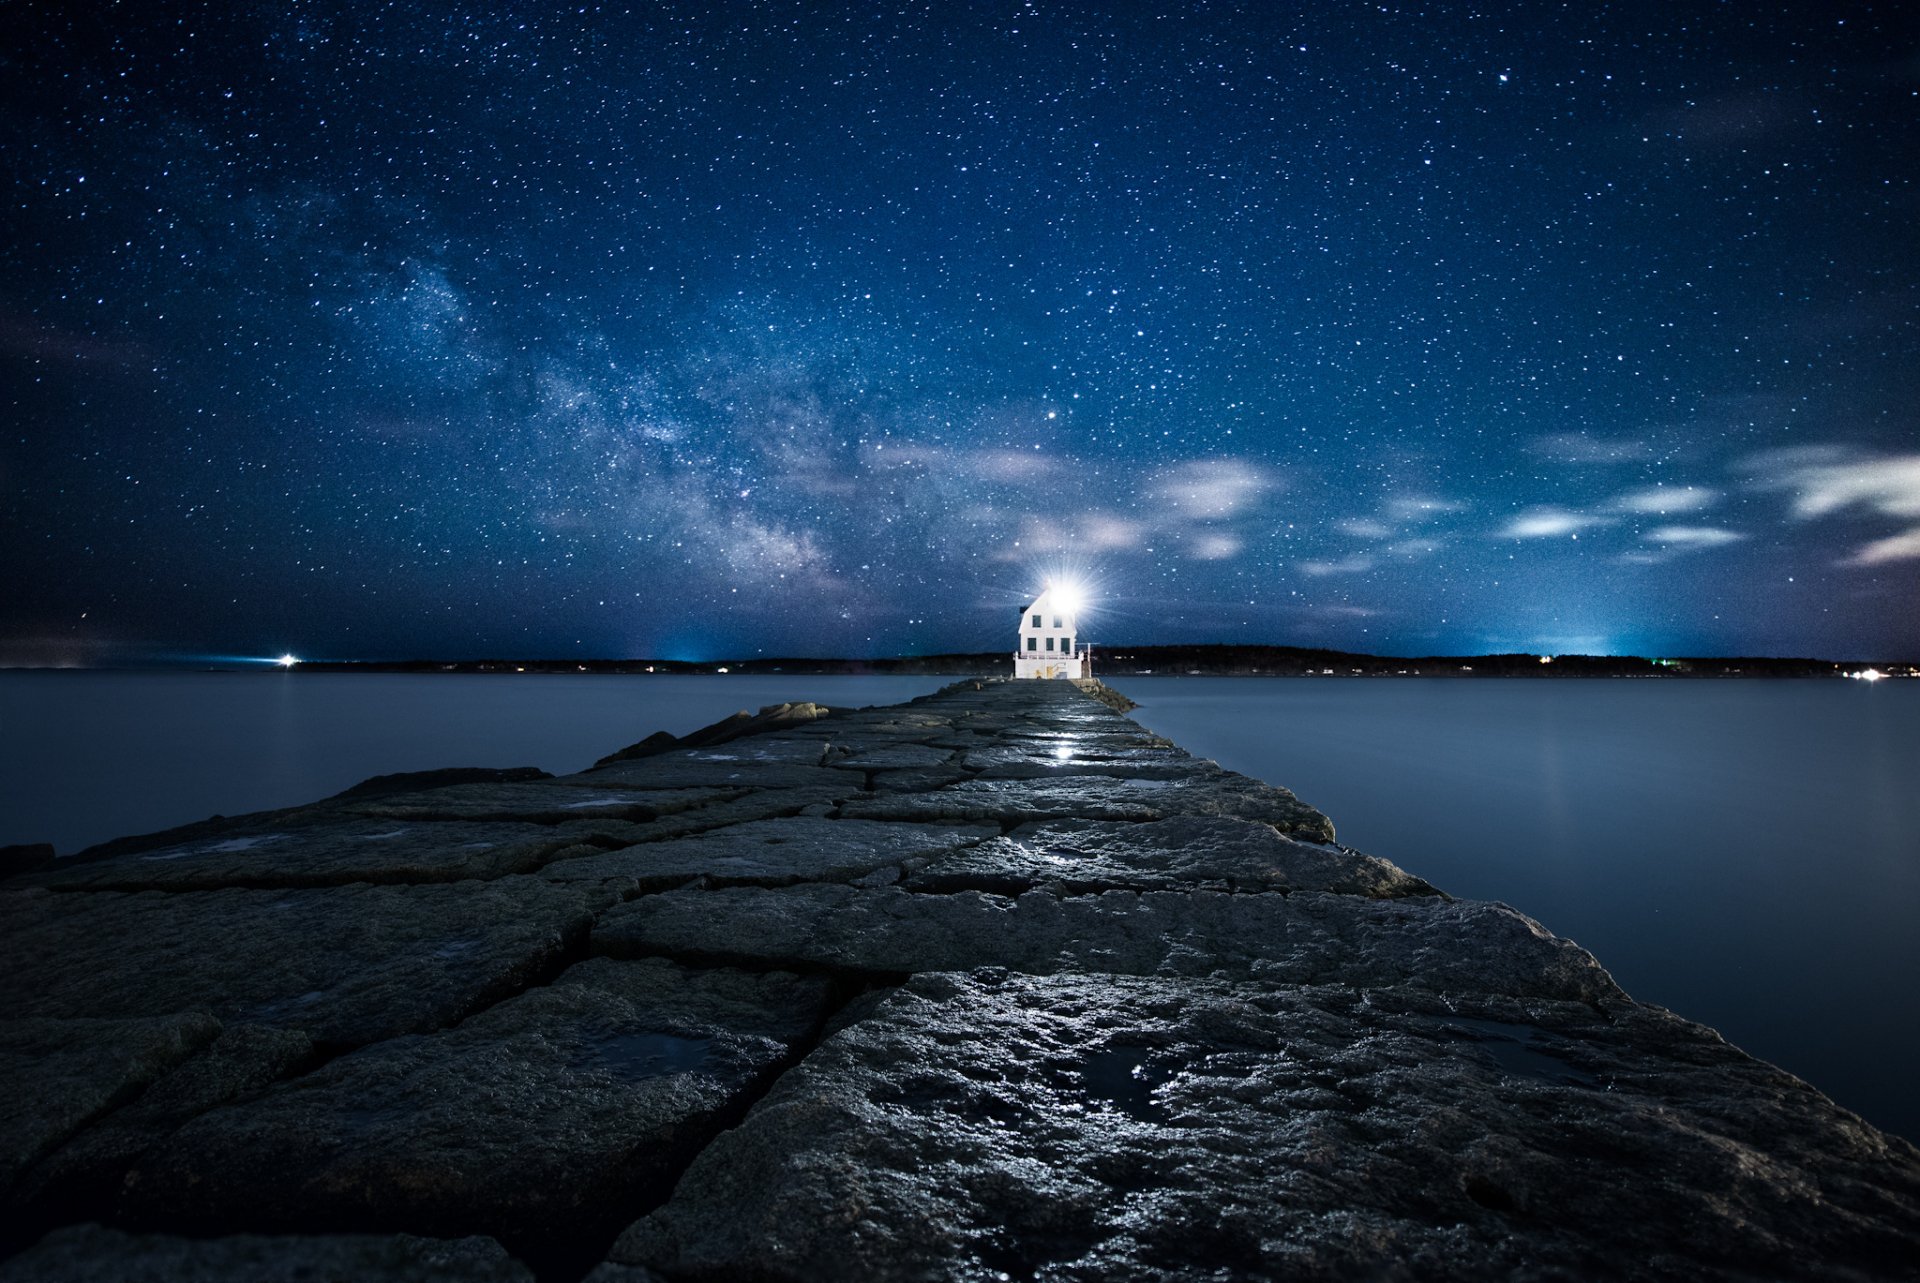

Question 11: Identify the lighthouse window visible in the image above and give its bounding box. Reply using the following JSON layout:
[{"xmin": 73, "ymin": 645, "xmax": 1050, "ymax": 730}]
[
  {"xmin": 1031, "ymin": 614, "xmax": 1042, "ymax": 627},
  {"xmin": 1045, "ymin": 637, "xmax": 1054, "ymax": 651},
  {"xmin": 1027, "ymin": 637, "xmax": 1038, "ymax": 651}
]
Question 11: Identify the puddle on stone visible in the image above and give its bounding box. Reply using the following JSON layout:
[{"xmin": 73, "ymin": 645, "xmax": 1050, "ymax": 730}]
[
  {"xmin": 433, "ymin": 937, "xmax": 483, "ymax": 960},
  {"xmin": 563, "ymin": 797, "xmax": 637, "ymax": 809},
  {"xmin": 354, "ymin": 829, "xmax": 409, "ymax": 841},
  {"xmin": 1116, "ymin": 779, "xmax": 1178, "ymax": 790},
  {"xmin": 1437, "ymin": 1018, "xmax": 1599, "ymax": 1086},
  {"xmin": 573, "ymin": 1031, "xmax": 713, "ymax": 1079},
  {"xmin": 1082, "ymin": 1044, "xmax": 1174, "ymax": 1124}
]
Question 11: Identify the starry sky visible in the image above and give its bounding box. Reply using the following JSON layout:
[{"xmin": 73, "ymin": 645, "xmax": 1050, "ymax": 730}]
[{"xmin": 4, "ymin": 1, "xmax": 1917, "ymax": 664}]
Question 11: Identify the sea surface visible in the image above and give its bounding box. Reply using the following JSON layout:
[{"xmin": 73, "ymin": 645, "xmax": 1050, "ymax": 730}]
[{"xmin": 3, "ymin": 671, "xmax": 1916, "ymax": 1143}]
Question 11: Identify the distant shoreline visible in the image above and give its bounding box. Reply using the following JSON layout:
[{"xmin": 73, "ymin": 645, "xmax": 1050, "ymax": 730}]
[{"xmin": 18, "ymin": 645, "xmax": 1902, "ymax": 679}]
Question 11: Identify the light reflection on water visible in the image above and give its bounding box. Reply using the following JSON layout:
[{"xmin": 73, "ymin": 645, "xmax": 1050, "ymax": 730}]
[{"xmin": 1120, "ymin": 675, "xmax": 1920, "ymax": 1144}]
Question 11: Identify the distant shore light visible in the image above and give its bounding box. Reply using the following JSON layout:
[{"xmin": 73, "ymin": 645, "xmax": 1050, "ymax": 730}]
[{"xmin": 276, "ymin": 654, "xmax": 300, "ymax": 668}]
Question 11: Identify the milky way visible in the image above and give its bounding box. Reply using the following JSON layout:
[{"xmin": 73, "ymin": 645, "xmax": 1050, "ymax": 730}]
[{"xmin": 4, "ymin": 2, "xmax": 1916, "ymax": 662}]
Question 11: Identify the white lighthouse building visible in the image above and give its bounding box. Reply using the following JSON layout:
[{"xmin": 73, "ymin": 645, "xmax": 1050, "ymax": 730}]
[{"xmin": 1014, "ymin": 585, "xmax": 1090, "ymax": 679}]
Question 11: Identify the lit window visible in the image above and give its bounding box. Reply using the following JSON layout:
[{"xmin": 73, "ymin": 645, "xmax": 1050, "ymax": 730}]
[
  {"xmin": 1031, "ymin": 614, "xmax": 1042, "ymax": 627},
  {"xmin": 1045, "ymin": 636, "xmax": 1055, "ymax": 651},
  {"xmin": 1027, "ymin": 637, "xmax": 1038, "ymax": 651}
]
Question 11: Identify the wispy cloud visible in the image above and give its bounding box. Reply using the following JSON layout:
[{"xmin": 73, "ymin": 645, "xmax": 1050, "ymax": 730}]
[
  {"xmin": 1751, "ymin": 448, "xmax": 1920, "ymax": 565},
  {"xmin": 1335, "ymin": 517, "xmax": 1393, "ymax": 539},
  {"xmin": 1151, "ymin": 458, "xmax": 1276, "ymax": 520},
  {"xmin": 1613, "ymin": 485, "xmax": 1717, "ymax": 514},
  {"xmin": 1645, "ymin": 525, "xmax": 1745, "ymax": 549},
  {"xmin": 1528, "ymin": 433, "xmax": 1657, "ymax": 465},
  {"xmin": 1849, "ymin": 528, "xmax": 1920, "ymax": 566},
  {"xmin": 1384, "ymin": 495, "xmax": 1468, "ymax": 521},
  {"xmin": 1299, "ymin": 553, "xmax": 1375, "ymax": 576},
  {"xmin": 1501, "ymin": 506, "xmax": 1610, "ymax": 538}
]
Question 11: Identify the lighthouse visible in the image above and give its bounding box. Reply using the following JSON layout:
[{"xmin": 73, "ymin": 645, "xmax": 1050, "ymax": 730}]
[{"xmin": 1014, "ymin": 584, "xmax": 1090, "ymax": 679}]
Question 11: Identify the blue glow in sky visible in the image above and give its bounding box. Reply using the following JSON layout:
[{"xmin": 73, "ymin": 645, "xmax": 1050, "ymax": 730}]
[{"xmin": 3, "ymin": 1, "xmax": 1916, "ymax": 662}]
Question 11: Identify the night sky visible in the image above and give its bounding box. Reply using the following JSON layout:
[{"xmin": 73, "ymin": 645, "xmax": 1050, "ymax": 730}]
[{"xmin": 4, "ymin": 1, "xmax": 1917, "ymax": 664}]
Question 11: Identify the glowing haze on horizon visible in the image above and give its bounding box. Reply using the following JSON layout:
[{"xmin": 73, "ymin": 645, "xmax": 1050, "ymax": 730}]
[{"xmin": 3, "ymin": 2, "xmax": 1917, "ymax": 665}]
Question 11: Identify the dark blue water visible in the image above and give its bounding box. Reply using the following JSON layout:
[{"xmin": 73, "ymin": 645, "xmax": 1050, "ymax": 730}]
[
  {"xmin": 1122, "ymin": 676, "xmax": 1920, "ymax": 1144},
  {"xmin": 2, "ymin": 671, "xmax": 1915, "ymax": 1142}
]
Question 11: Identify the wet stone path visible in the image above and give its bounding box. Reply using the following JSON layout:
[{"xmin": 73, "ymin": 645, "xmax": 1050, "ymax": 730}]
[{"xmin": 2, "ymin": 679, "xmax": 1917, "ymax": 1281}]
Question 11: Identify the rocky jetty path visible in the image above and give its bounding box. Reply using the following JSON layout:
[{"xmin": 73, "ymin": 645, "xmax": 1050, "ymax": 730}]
[{"xmin": 3, "ymin": 678, "xmax": 1917, "ymax": 1281}]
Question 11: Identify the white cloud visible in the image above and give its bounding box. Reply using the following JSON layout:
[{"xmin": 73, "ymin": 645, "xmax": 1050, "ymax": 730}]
[
  {"xmin": 1501, "ymin": 507, "xmax": 1608, "ymax": 538},
  {"xmin": 1299, "ymin": 554, "xmax": 1375, "ymax": 576},
  {"xmin": 1644, "ymin": 525, "xmax": 1745, "ymax": 549},
  {"xmin": 1847, "ymin": 527, "xmax": 1920, "ymax": 566},
  {"xmin": 1152, "ymin": 459, "xmax": 1275, "ymax": 520},
  {"xmin": 1387, "ymin": 538, "xmax": 1442, "ymax": 557},
  {"xmin": 1614, "ymin": 485, "xmax": 1717, "ymax": 514},
  {"xmin": 1750, "ymin": 449, "xmax": 1920, "ymax": 565},
  {"xmin": 1081, "ymin": 514, "xmax": 1147, "ymax": 551},
  {"xmin": 1335, "ymin": 518, "xmax": 1393, "ymax": 539},
  {"xmin": 1384, "ymin": 495, "xmax": 1468, "ymax": 521},
  {"xmin": 1191, "ymin": 534, "xmax": 1243, "ymax": 560},
  {"xmin": 1771, "ymin": 453, "xmax": 1920, "ymax": 521}
]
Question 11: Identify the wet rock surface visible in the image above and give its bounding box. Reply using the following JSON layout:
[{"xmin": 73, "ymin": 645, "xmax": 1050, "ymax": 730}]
[
  {"xmin": 591, "ymin": 882, "xmax": 1621, "ymax": 1000},
  {"xmin": 910, "ymin": 815, "xmax": 1434, "ymax": 897},
  {"xmin": 123, "ymin": 958, "xmax": 833, "ymax": 1273},
  {"xmin": 542, "ymin": 817, "xmax": 998, "ymax": 891},
  {"xmin": 612, "ymin": 971, "xmax": 1920, "ymax": 1282},
  {"xmin": 4, "ymin": 677, "xmax": 1916, "ymax": 1279}
]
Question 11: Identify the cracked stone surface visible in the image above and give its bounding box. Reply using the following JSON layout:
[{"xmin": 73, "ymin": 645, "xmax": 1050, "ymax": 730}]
[
  {"xmin": 338, "ymin": 782, "xmax": 744, "ymax": 824},
  {"xmin": 908, "ymin": 816, "xmax": 1434, "ymax": 898},
  {"xmin": 592, "ymin": 883, "xmax": 1622, "ymax": 1002},
  {"xmin": 611, "ymin": 970, "xmax": 1920, "ymax": 1282},
  {"xmin": 29, "ymin": 820, "xmax": 585, "ymax": 892},
  {"xmin": 542, "ymin": 818, "xmax": 998, "ymax": 890},
  {"xmin": 0, "ymin": 1225, "xmax": 533, "ymax": 1282},
  {"xmin": 125, "ymin": 958, "xmax": 834, "ymax": 1264},
  {"xmin": 0, "ymin": 878, "xmax": 615, "ymax": 1046},
  {"xmin": 566, "ymin": 754, "xmax": 849, "ymax": 792},
  {"xmin": 839, "ymin": 774, "xmax": 1336, "ymax": 841},
  {"xmin": 5, "ymin": 676, "xmax": 1917, "ymax": 1280},
  {"xmin": 0, "ymin": 1015, "xmax": 220, "ymax": 1198}
]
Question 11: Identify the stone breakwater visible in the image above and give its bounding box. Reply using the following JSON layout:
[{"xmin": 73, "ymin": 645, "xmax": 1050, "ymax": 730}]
[{"xmin": 2, "ymin": 679, "xmax": 1917, "ymax": 1282}]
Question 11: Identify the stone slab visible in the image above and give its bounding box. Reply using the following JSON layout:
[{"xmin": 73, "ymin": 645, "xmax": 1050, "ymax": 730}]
[
  {"xmin": 566, "ymin": 754, "xmax": 848, "ymax": 792},
  {"xmin": 910, "ymin": 816, "xmax": 1435, "ymax": 898},
  {"xmin": 0, "ymin": 1224, "xmax": 532, "ymax": 1283},
  {"xmin": 339, "ymin": 783, "xmax": 743, "ymax": 824},
  {"xmin": 542, "ymin": 818, "xmax": 998, "ymax": 890},
  {"xmin": 14, "ymin": 1025, "xmax": 316, "ymax": 1226},
  {"xmin": 125, "ymin": 958, "xmax": 834, "ymax": 1264},
  {"xmin": 31, "ymin": 820, "xmax": 582, "ymax": 892},
  {"xmin": 610, "ymin": 971, "xmax": 1920, "ymax": 1282},
  {"xmin": 591, "ymin": 883, "xmax": 1621, "ymax": 1002},
  {"xmin": 840, "ymin": 774, "xmax": 1336, "ymax": 841},
  {"xmin": 0, "ymin": 878, "xmax": 615, "ymax": 1047},
  {"xmin": 0, "ymin": 1015, "xmax": 219, "ymax": 1197}
]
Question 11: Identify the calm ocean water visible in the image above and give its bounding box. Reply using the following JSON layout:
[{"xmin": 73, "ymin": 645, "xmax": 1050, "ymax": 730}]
[{"xmin": 3, "ymin": 671, "xmax": 1916, "ymax": 1142}]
